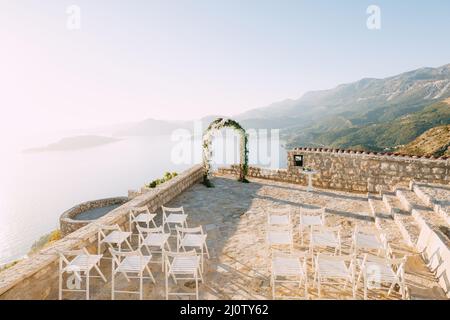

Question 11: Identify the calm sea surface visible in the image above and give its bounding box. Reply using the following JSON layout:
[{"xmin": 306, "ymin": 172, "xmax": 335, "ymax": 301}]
[{"xmin": 0, "ymin": 133, "xmax": 286, "ymax": 265}]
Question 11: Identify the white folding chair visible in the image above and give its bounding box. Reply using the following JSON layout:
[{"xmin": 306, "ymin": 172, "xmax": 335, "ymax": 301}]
[
  {"xmin": 350, "ymin": 225, "xmax": 389, "ymax": 257},
  {"xmin": 162, "ymin": 206, "xmax": 188, "ymax": 234},
  {"xmin": 129, "ymin": 206, "xmax": 157, "ymax": 234},
  {"xmin": 314, "ymin": 253, "xmax": 356, "ymax": 299},
  {"xmin": 309, "ymin": 225, "xmax": 341, "ymax": 263},
  {"xmin": 267, "ymin": 228, "xmax": 294, "ymax": 253},
  {"xmin": 137, "ymin": 225, "xmax": 171, "ymax": 270},
  {"xmin": 58, "ymin": 248, "xmax": 106, "ymax": 300},
  {"xmin": 97, "ymin": 224, "xmax": 133, "ymax": 256},
  {"xmin": 164, "ymin": 250, "xmax": 203, "ymax": 300},
  {"xmin": 271, "ymin": 252, "xmax": 308, "ymax": 299},
  {"xmin": 299, "ymin": 207, "xmax": 326, "ymax": 245},
  {"xmin": 356, "ymin": 254, "xmax": 407, "ymax": 300},
  {"xmin": 267, "ymin": 207, "xmax": 291, "ymax": 227},
  {"xmin": 176, "ymin": 226, "xmax": 209, "ymax": 272},
  {"xmin": 110, "ymin": 248, "xmax": 155, "ymax": 300}
]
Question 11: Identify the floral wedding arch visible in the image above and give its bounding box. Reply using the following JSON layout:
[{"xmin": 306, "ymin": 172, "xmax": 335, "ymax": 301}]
[{"xmin": 202, "ymin": 118, "xmax": 249, "ymax": 185}]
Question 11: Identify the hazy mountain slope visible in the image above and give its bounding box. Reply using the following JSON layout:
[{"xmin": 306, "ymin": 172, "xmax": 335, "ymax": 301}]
[
  {"xmin": 112, "ymin": 118, "xmax": 182, "ymax": 136},
  {"xmin": 399, "ymin": 125, "xmax": 450, "ymax": 157},
  {"xmin": 285, "ymin": 100, "xmax": 450, "ymax": 151},
  {"xmin": 24, "ymin": 135, "xmax": 120, "ymax": 153},
  {"xmin": 100, "ymin": 64, "xmax": 450, "ymax": 154},
  {"xmin": 282, "ymin": 116, "xmax": 354, "ymax": 147},
  {"xmin": 273, "ymin": 64, "xmax": 450, "ymax": 149},
  {"xmin": 238, "ymin": 64, "xmax": 450, "ymax": 123}
]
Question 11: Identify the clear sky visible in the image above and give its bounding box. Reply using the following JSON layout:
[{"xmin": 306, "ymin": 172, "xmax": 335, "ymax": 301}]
[{"xmin": 1, "ymin": 0, "xmax": 449, "ymax": 136}]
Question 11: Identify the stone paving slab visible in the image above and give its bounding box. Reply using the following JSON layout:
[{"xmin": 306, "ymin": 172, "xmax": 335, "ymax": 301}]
[{"xmin": 63, "ymin": 175, "xmax": 446, "ymax": 300}]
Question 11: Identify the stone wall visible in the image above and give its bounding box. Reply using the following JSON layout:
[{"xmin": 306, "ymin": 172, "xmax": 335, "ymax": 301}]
[
  {"xmin": 0, "ymin": 164, "xmax": 204, "ymax": 300},
  {"xmin": 59, "ymin": 197, "xmax": 129, "ymax": 236},
  {"xmin": 218, "ymin": 166, "xmax": 308, "ymax": 184},
  {"xmin": 219, "ymin": 148, "xmax": 450, "ymax": 193}
]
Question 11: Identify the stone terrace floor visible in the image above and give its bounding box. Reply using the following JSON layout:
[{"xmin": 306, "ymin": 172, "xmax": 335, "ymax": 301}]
[{"xmin": 65, "ymin": 175, "xmax": 447, "ymax": 300}]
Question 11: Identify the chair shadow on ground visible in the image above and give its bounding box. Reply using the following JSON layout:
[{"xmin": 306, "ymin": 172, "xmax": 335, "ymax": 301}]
[
  {"xmin": 159, "ymin": 176, "xmax": 268, "ymax": 300},
  {"xmin": 258, "ymin": 180, "xmax": 368, "ymax": 202},
  {"xmin": 71, "ymin": 175, "xmax": 446, "ymax": 300},
  {"xmin": 163, "ymin": 176, "xmax": 375, "ymax": 299}
]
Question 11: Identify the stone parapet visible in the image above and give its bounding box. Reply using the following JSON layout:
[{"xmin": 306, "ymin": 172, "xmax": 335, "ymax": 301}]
[
  {"xmin": 59, "ymin": 197, "xmax": 129, "ymax": 236},
  {"xmin": 218, "ymin": 148, "xmax": 449, "ymax": 193},
  {"xmin": 0, "ymin": 164, "xmax": 204, "ymax": 299}
]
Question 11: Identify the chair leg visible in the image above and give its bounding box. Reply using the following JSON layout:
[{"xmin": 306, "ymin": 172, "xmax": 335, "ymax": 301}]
[
  {"xmin": 313, "ymin": 270, "xmax": 317, "ymax": 288},
  {"xmin": 318, "ymin": 276, "xmax": 321, "ymax": 298},
  {"xmin": 59, "ymin": 271, "xmax": 63, "ymax": 300},
  {"xmin": 195, "ymin": 273, "xmax": 199, "ymax": 300},
  {"xmin": 162, "ymin": 245, "xmax": 169, "ymax": 271},
  {"xmin": 146, "ymin": 265, "xmax": 156, "ymax": 283},
  {"xmin": 352, "ymin": 277, "xmax": 356, "ymax": 299},
  {"xmin": 94, "ymin": 264, "xmax": 107, "ymax": 283},
  {"xmin": 387, "ymin": 279, "xmax": 397, "ymax": 296},
  {"xmin": 160, "ymin": 250, "xmax": 165, "ymax": 272},
  {"xmin": 304, "ymin": 274, "xmax": 308, "ymax": 299},
  {"xmin": 86, "ymin": 270, "xmax": 90, "ymax": 300},
  {"xmin": 121, "ymin": 270, "xmax": 131, "ymax": 282},
  {"xmin": 165, "ymin": 266, "xmax": 169, "ymax": 300},
  {"xmin": 143, "ymin": 245, "xmax": 150, "ymax": 256},
  {"xmin": 59, "ymin": 258, "xmax": 63, "ymax": 300},
  {"xmin": 401, "ymin": 281, "xmax": 406, "ymax": 300},
  {"xmin": 356, "ymin": 269, "xmax": 363, "ymax": 290},
  {"xmin": 271, "ymin": 275, "xmax": 276, "ymax": 300},
  {"xmin": 197, "ymin": 263, "xmax": 204, "ymax": 283},
  {"xmin": 139, "ymin": 271, "xmax": 143, "ymax": 300},
  {"xmin": 125, "ymin": 239, "xmax": 133, "ymax": 251},
  {"xmin": 171, "ymin": 273, "xmax": 178, "ymax": 285},
  {"xmin": 300, "ymin": 227, "xmax": 304, "ymax": 245},
  {"xmin": 364, "ymin": 276, "xmax": 368, "ymax": 300},
  {"xmin": 200, "ymin": 246, "xmax": 204, "ymax": 273},
  {"xmin": 112, "ymin": 270, "xmax": 115, "ymax": 300}
]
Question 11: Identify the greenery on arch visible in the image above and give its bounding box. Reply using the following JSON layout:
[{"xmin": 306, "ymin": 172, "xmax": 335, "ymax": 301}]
[{"xmin": 202, "ymin": 118, "xmax": 249, "ymax": 186}]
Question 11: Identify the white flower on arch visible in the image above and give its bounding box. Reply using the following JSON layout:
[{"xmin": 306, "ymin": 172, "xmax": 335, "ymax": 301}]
[{"xmin": 202, "ymin": 118, "xmax": 249, "ymax": 183}]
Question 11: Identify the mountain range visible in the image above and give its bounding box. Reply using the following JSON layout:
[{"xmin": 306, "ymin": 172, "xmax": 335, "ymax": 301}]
[
  {"xmin": 29, "ymin": 64, "xmax": 450, "ymax": 153},
  {"xmin": 111, "ymin": 63, "xmax": 450, "ymax": 152},
  {"xmin": 24, "ymin": 135, "xmax": 120, "ymax": 153}
]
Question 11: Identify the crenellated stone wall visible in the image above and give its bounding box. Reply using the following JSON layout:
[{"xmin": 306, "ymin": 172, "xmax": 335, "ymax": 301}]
[
  {"xmin": 219, "ymin": 148, "xmax": 450, "ymax": 193},
  {"xmin": 0, "ymin": 165, "xmax": 204, "ymax": 300}
]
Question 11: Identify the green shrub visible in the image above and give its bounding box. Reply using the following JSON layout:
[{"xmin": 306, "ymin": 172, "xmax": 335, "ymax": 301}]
[
  {"xmin": 164, "ymin": 171, "xmax": 172, "ymax": 181},
  {"xmin": 146, "ymin": 171, "xmax": 179, "ymax": 188},
  {"xmin": 29, "ymin": 229, "xmax": 62, "ymax": 255},
  {"xmin": 0, "ymin": 260, "xmax": 19, "ymax": 273},
  {"xmin": 202, "ymin": 175, "xmax": 214, "ymax": 188}
]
